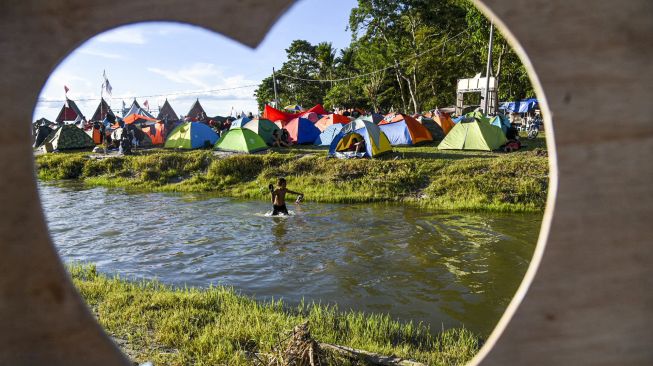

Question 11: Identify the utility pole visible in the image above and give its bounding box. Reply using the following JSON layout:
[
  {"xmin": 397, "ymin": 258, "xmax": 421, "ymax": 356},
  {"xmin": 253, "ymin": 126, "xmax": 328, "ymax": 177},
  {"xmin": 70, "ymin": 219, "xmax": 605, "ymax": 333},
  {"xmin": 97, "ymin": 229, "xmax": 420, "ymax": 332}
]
[
  {"xmin": 484, "ymin": 20, "xmax": 494, "ymax": 115},
  {"xmin": 272, "ymin": 67, "xmax": 279, "ymax": 108}
]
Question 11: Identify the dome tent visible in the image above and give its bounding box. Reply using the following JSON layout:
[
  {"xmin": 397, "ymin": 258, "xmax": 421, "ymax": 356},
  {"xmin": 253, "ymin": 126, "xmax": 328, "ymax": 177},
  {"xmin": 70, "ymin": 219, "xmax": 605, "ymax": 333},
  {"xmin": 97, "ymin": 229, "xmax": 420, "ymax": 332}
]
[
  {"xmin": 164, "ymin": 121, "xmax": 218, "ymax": 149},
  {"xmin": 284, "ymin": 117, "xmax": 321, "ymax": 144},
  {"xmin": 437, "ymin": 117, "xmax": 507, "ymax": 151},
  {"xmin": 214, "ymin": 128, "xmax": 268, "ymax": 153},
  {"xmin": 242, "ymin": 118, "xmax": 280, "ymax": 145},
  {"xmin": 314, "ymin": 123, "xmax": 343, "ymax": 146},
  {"xmin": 378, "ymin": 114, "xmax": 433, "ymax": 146},
  {"xmin": 328, "ymin": 119, "xmax": 392, "ymax": 158}
]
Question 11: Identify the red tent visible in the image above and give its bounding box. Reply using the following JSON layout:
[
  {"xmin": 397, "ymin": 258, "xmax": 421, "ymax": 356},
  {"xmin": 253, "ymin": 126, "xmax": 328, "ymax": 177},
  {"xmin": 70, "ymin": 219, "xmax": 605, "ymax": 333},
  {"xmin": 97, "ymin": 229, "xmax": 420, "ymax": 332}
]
[{"xmin": 263, "ymin": 104, "xmax": 327, "ymax": 122}]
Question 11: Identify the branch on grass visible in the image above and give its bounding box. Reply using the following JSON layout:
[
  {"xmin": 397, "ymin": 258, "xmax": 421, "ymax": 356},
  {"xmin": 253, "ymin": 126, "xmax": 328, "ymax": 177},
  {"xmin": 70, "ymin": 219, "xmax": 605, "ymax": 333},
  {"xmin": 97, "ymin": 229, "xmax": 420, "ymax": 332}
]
[{"xmin": 319, "ymin": 342, "xmax": 426, "ymax": 366}]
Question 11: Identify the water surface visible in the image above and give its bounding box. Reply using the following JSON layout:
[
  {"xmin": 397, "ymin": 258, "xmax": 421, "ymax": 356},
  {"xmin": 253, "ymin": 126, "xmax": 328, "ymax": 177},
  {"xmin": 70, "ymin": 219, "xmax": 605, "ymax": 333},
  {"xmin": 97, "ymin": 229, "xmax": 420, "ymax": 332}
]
[{"xmin": 39, "ymin": 182, "xmax": 540, "ymax": 336}]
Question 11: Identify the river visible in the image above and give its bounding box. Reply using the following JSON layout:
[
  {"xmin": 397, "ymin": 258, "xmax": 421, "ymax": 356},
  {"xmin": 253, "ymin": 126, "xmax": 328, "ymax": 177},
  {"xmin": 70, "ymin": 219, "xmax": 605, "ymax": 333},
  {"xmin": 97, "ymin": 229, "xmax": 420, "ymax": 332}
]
[{"xmin": 39, "ymin": 181, "xmax": 540, "ymax": 337}]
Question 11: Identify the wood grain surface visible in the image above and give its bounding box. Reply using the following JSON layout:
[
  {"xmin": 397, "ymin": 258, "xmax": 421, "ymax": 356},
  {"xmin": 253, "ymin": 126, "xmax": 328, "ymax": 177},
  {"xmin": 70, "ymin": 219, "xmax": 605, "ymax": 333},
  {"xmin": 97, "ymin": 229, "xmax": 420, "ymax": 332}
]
[{"xmin": 0, "ymin": 0, "xmax": 651, "ymax": 365}]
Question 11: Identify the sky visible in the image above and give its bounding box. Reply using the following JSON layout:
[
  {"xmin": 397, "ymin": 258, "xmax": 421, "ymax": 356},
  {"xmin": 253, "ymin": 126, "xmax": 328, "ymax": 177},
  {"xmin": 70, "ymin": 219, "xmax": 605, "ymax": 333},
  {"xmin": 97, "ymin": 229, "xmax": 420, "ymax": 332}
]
[{"xmin": 33, "ymin": 0, "xmax": 358, "ymax": 121}]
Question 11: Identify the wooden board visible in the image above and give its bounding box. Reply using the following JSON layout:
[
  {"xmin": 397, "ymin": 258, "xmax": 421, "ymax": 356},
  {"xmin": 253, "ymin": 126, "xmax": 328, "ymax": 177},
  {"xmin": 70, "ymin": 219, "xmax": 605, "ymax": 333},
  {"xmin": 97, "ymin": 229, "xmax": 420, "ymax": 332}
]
[{"xmin": 0, "ymin": 0, "xmax": 651, "ymax": 365}]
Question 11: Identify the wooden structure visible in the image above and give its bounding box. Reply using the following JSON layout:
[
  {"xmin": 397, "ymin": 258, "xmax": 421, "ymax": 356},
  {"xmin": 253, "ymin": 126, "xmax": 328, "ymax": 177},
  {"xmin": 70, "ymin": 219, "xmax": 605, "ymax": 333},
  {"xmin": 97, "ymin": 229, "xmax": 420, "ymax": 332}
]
[
  {"xmin": 0, "ymin": 0, "xmax": 651, "ymax": 365},
  {"xmin": 456, "ymin": 76, "xmax": 498, "ymax": 115}
]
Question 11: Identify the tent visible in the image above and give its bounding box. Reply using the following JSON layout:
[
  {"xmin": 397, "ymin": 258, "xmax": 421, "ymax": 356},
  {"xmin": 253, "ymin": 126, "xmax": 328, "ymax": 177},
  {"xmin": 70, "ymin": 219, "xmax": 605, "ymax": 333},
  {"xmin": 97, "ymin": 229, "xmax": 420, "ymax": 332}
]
[
  {"xmin": 242, "ymin": 118, "xmax": 280, "ymax": 145},
  {"xmin": 328, "ymin": 119, "xmax": 392, "ymax": 157},
  {"xmin": 417, "ymin": 117, "xmax": 445, "ymax": 140},
  {"xmin": 433, "ymin": 110, "xmax": 456, "ymax": 135},
  {"xmin": 123, "ymin": 99, "xmax": 156, "ymax": 119},
  {"xmin": 55, "ymin": 98, "xmax": 84, "ymax": 123},
  {"xmin": 40, "ymin": 125, "xmax": 95, "ymax": 151},
  {"xmin": 186, "ymin": 99, "xmax": 207, "ymax": 122},
  {"xmin": 314, "ymin": 123, "xmax": 343, "ymax": 146},
  {"xmin": 90, "ymin": 98, "xmax": 115, "ymax": 122},
  {"xmin": 284, "ymin": 117, "xmax": 321, "ymax": 144},
  {"xmin": 378, "ymin": 114, "xmax": 433, "ymax": 146},
  {"xmin": 230, "ymin": 117, "xmax": 252, "ymax": 129},
  {"xmin": 359, "ymin": 113, "xmax": 384, "ymax": 125},
  {"xmin": 499, "ymin": 98, "xmax": 538, "ymax": 113},
  {"xmin": 490, "ymin": 114, "xmax": 512, "ymax": 135},
  {"xmin": 142, "ymin": 122, "xmax": 167, "ymax": 145},
  {"xmin": 262, "ymin": 104, "xmax": 328, "ymax": 122},
  {"xmin": 84, "ymin": 124, "xmax": 103, "ymax": 144},
  {"xmin": 123, "ymin": 113, "xmax": 158, "ymax": 125},
  {"xmin": 438, "ymin": 118, "xmax": 508, "ymax": 151},
  {"xmin": 214, "ymin": 128, "xmax": 268, "ymax": 153},
  {"xmin": 111, "ymin": 127, "xmax": 153, "ymax": 147},
  {"xmin": 315, "ymin": 113, "xmax": 350, "ymax": 132},
  {"xmin": 164, "ymin": 121, "xmax": 218, "ymax": 149},
  {"xmin": 157, "ymin": 99, "xmax": 179, "ymax": 122},
  {"xmin": 284, "ymin": 104, "xmax": 302, "ymax": 111},
  {"xmin": 33, "ymin": 125, "xmax": 53, "ymax": 148},
  {"xmin": 300, "ymin": 111, "xmax": 319, "ymax": 123}
]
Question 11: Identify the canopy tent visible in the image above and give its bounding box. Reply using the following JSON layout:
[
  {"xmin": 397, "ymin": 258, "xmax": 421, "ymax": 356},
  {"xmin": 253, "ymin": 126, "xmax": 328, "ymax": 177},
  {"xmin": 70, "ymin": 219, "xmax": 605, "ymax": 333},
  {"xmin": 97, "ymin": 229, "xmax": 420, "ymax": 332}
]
[
  {"xmin": 142, "ymin": 122, "xmax": 167, "ymax": 145},
  {"xmin": 111, "ymin": 127, "xmax": 153, "ymax": 147},
  {"xmin": 39, "ymin": 125, "xmax": 95, "ymax": 152},
  {"xmin": 433, "ymin": 110, "xmax": 456, "ymax": 135},
  {"xmin": 499, "ymin": 98, "xmax": 538, "ymax": 114},
  {"xmin": 263, "ymin": 104, "xmax": 328, "ymax": 122},
  {"xmin": 55, "ymin": 98, "xmax": 84, "ymax": 123},
  {"xmin": 123, "ymin": 100, "xmax": 156, "ymax": 119},
  {"xmin": 328, "ymin": 119, "xmax": 392, "ymax": 157},
  {"xmin": 123, "ymin": 113, "xmax": 158, "ymax": 125},
  {"xmin": 214, "ymin": 128, "xmax": 268, "ymax": 153},
  {"xmin": 315, "ymin": 113, "xmax": 350, "ymax": 132},
  {"xmin": 90, "ymin": 98, "xmax": 115, "ymax": 122},
  {"xmin": 157, "ymin": 99, "xmax": 179, "ymax": 122},
  {"xmin": 314, "ymin": 123, "xmax": 343, "ymax": 146},
  {"xmin": 186, "ymin": 99, "xmax": 207, "ymax": 121},
  {"xmin": 229, "ymin": 116, "xmax": 252, "ymax": 129},
  {"xmin": 284, "ymin": 117, "xmax": 321, "ymax": 144},
  {"xmin": 242, "ymin": 118, "xmax": 280, "ymax": 145},
  {"xmin": 378, "ymin": 114, "xmax": 433, "ymax": 146},
  {"xmin": 438, "ymin": 118, "xmax": 507, "ymax": 151},
  {"xmin": 164, "ymin": 121, "xmax": 218, "ymax": 149},
  {"xmin": 490, "ymin": 114, "xmax": 512, "ymax": 135}
]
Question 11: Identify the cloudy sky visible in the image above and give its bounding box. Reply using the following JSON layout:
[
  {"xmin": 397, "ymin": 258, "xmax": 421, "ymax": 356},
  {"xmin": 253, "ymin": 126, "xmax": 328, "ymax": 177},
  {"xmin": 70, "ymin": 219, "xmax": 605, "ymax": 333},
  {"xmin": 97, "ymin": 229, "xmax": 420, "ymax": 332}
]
[{"xmin": 33, "ymin": 0, "xmax": 357, "ymax": 121}]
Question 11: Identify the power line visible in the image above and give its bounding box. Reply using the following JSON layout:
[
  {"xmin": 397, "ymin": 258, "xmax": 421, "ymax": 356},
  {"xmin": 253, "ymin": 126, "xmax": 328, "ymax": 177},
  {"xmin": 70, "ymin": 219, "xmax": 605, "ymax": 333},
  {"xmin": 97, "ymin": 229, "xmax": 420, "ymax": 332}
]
[
  {"xmin": 36, "ymin": 84, "xmax": 259, "ymax": 104},
  {"xmin": 275, "ymin": 30, "xmax": 468, "ymax": 83}
]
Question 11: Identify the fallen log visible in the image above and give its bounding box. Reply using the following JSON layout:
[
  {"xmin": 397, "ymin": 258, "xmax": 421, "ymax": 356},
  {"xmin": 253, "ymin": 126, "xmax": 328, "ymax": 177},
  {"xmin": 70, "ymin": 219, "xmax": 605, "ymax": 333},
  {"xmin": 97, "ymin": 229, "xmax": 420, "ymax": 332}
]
[{"xmin": 318, "ymin": 342, "xmax": 426, "ymax": 366}]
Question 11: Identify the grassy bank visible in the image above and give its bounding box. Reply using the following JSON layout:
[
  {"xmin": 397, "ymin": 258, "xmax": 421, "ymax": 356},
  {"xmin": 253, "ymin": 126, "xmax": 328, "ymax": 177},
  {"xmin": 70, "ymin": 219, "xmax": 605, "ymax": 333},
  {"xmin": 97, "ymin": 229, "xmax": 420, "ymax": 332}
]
[
  {"xmin": 70, "ymin": 263, "xmax": 480, "ymax": 365},
  {"xmin": 35, "ymin": 136, "xmax": 548, "ymax": 212}
]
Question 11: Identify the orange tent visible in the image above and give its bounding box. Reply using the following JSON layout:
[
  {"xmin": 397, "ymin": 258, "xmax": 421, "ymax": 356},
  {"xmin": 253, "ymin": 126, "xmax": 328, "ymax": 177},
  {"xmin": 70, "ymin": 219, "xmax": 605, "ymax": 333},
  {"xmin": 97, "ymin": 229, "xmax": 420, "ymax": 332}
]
[
  {"xmin": 141, "ymin": 122, "xmax": 167, "ymax": 145},
  {"xmin": 124, "ymin": 114, "xmax": 158, "ymax": 125},
  {"xmin": 263, "ymin": 104, "xmax": 327, "ymax": 122},
  {"xmin": 433, "ymin": 111, "xmax": 455, "ymax": 135},
  {"xmin": 378, "ymin": 114, "xmax": 433, "ymax": 145},
  {"xmin": 315, "ymin": 114, "xmax": 350, "ymax": 132}
]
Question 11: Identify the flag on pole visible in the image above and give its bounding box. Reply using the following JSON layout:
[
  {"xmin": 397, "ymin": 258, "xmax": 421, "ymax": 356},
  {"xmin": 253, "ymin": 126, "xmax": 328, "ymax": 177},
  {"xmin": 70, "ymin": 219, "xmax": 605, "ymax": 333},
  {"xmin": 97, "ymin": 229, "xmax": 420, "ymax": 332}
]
[
  {"xmin": 143, "ymin": 99, "xmax": 150, "ymax": 112},
  {"xmin": 102, "ymin": 70, "xmax": 113, "ymax": 96},
  {"xmin": 64, "ymin": 85, "xmax": 69, "ymax": 94}
]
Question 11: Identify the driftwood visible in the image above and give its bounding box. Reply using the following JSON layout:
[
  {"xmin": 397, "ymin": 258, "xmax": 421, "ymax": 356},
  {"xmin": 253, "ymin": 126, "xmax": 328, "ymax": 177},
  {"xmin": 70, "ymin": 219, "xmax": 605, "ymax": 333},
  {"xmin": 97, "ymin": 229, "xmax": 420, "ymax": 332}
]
[{"xmin": 318, "ymin": 342, "xmax": 426, "ymax": 366}]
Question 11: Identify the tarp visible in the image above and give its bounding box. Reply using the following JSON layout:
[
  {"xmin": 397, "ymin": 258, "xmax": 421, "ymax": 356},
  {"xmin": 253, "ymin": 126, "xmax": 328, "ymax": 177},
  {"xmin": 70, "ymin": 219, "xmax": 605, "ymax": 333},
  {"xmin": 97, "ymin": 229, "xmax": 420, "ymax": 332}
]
[
  {"xmin": 214, "ymin": 128, "xmax": 268, "ymax": 153},
  {"xmin": 499, "ymin": 98, "xmax": 538, "ymax": 113},
  {"xmin": 230, "ymin": 117, "xmax": 252, "ymax": 129},
  {"xmin": 328, "ymin": 119, "xmax": 392, "ymax": 157},
  {"xmin": 284, "ymin": 117, "xmax": 321, "ymax": 144},
  {"xmin": 142, "ymin": 122, "xmax": 167, "ymax": 145},
  {"xmin": 263, "ymin": 104, "xmax": 328, "ymax": 122},
  {"xmin": 315, "ymin": 113, "xmax": 350, "ymax": 132},
  {"xmin": 378, "ymin": 114, "xmax": 433, "ymax": 145},
  {"xmin": 438, "ymin": 118, "xmax": 507, "ymax": 151},
  {"xmin": 164, "ymin": 121, "xmax": 218, "ymax": 149},
  {"xmin": 242, "ymin": 118, "xmax": 280, "ymax": 145},
  {"xmin": 314, "ymin": 123, "xmax": 343, "ymax": 146},
  {"xmin": 40, "ymin": 125, "xmax": 95, "ymax": 151}
]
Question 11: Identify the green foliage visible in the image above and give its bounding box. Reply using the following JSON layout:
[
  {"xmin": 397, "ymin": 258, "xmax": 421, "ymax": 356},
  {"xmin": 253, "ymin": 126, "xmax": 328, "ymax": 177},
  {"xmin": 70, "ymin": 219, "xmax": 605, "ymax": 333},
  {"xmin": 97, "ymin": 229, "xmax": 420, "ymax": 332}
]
[{"xmin": 69, "ymin": 263, "xmax": 480, "ymax": 365}]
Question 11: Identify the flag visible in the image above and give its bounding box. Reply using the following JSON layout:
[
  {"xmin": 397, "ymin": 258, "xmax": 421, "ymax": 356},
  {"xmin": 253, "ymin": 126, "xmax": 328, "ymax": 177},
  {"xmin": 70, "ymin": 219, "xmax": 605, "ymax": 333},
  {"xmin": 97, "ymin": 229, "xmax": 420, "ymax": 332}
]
[
  {"xmin": 64, "ymin": 85, "xmax": 69, "ymax": 94},
  {"xmin": 143, "ymin": 99, "xmax": 150, "ymax": 111},
  {"xmin": 102, "ymin": 70, "xmax": 112, "ymax": 96}
]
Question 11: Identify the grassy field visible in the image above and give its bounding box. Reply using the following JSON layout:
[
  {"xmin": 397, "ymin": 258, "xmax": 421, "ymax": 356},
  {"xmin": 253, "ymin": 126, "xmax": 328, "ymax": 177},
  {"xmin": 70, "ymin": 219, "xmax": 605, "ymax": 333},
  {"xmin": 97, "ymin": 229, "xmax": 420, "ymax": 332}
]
[
  {"xmin": 70, "ymin": 263, "xmax": 480, "ymax": 365},
  {"xmin": 35, "ymin": 134, "xmax": 549, "ymax": 212}
]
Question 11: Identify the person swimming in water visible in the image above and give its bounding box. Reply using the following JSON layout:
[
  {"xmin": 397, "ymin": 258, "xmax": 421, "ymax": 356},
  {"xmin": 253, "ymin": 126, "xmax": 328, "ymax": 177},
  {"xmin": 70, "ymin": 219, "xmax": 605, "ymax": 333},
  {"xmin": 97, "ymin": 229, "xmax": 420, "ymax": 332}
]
[{"xmin": 269, "ymin": 177, "xmax": 304, "ymax": 216}]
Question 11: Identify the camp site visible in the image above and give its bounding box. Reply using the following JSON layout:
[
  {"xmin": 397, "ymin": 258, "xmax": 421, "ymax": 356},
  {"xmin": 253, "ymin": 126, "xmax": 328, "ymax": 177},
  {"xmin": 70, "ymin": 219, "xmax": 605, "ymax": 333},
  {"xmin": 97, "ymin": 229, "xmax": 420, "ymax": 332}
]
[{"xmin": 31, "ymin": 1, "xmax": 549, "ymax": 365}]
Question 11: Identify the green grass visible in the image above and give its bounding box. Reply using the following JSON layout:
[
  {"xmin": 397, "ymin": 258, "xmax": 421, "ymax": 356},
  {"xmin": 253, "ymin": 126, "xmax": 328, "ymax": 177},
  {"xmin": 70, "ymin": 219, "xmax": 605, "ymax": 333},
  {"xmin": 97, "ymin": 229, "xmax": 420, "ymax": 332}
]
[
  {"xmin": 35, "ymin": 134, "xmax": 549, "ymax": 212},
  {"xmin": 70, "ymin": 263, "xmax": 480, "ymax": 365}
]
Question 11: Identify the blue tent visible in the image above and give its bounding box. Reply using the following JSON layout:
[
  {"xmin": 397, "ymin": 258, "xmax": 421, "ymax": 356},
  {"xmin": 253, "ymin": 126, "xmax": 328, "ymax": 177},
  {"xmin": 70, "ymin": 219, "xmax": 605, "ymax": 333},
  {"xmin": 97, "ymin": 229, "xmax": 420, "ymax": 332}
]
[
  {"xmin": 164, "ymin": 121, "xmax": 219, "ymax": 149},
  {"xmin": 328, "ymin": 120, "xmax": 392, "ymax": 157},
  {"xmin": 490, "ymin": 114, "xmax": 511, "ymax": 135},
  {"xmin": 452, "ymin": 116, "xmax": 464, "ymax": 124},
  {"xmin": 314, "ymin": 124, "xmax": 343, "ymax": 146},
  {"xmin": 230, "ymin": 116, "xmax": 252, "ymax": 129},
  {"xmin": 499, "ymin": 98, "xmax": 538, "ymax": 113}
]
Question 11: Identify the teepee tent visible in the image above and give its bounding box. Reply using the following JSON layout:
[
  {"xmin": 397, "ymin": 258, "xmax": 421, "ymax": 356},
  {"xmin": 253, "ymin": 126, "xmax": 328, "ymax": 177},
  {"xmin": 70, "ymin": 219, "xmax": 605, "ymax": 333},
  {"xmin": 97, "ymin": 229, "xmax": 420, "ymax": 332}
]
[
  {"xmin": 438, "ymin": 118, "xmax": 508, "ymax": 151},
  {"xmin": 157, "ymin": 99, "xmax": 179, "ymax": 122},
  {"xmin": 55, "ymin": 98, "xmax": 85, "ymax": 123},
  {"xmin": 242, "ymin": 118, "xmax": 280, "ymax": 145},
  {"xmin": 187, "ymin": 99, "xmax": 207, "ymax": 122},
  {"xmin": 123, "ymin": 99, "xmax": 156, "ymax": 119},
  {"xmin": 164, "ymin": 121, "xmax": 218, "ymax": 149},
  {"xmin": 90, "ymin": 98, "xmax": 115, "ymax": 123},
  {"xmin": 40, "ymin": 125, "xmax": 95, "ymax": 151},
  {"xmin": 214, "ymin": 128, "xmax": 268, "ymax": 153}
]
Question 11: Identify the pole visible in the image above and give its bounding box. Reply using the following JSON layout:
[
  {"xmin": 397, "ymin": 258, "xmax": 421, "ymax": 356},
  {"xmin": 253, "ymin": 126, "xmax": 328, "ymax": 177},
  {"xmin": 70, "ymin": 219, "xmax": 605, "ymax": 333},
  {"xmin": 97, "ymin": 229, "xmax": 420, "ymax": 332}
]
[
  {"xmin": 272, "ymin": 67, "xmax": 279, "ymax": 107},
  {"xmin": 484, "ymin": 20, "xmax": 494, "ymax": 115}
]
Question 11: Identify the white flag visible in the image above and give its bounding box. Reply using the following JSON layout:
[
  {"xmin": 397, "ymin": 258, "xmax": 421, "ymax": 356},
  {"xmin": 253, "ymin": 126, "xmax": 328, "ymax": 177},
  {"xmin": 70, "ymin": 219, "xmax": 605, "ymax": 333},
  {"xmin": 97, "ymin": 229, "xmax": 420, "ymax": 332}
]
[{"xmin": 102, "ymin": 70, "xmax": 112, "ymax": 96}]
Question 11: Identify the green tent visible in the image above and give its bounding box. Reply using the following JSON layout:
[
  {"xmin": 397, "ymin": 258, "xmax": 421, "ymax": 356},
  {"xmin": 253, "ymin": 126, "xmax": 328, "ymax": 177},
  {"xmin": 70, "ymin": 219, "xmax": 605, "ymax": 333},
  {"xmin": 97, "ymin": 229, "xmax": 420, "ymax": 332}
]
[
  {"xmin": 437, "ymin": 118, "xmax": 507, "ymax": 151},
  {"xmin": 214, "ymin": 128, "xmax": 268, "ymax": 153},
  {"xmin": 164, "ymin": 121, "xmax": 218, "ymax": 149},
  {"xmin": 242, "ymin": 118, "xmax": 280, "ymax": 145},
  {"xmin": 40, "ymin": 125, "xmax": 95, "ymax": 152}
]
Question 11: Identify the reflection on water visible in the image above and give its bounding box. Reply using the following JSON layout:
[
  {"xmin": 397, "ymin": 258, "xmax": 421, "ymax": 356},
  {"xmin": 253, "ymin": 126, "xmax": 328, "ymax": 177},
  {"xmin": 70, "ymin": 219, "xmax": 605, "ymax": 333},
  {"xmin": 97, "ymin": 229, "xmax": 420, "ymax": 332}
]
[{"xmin": 39, "ymin": 181, "xmax": 540, "ymax": 336}]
